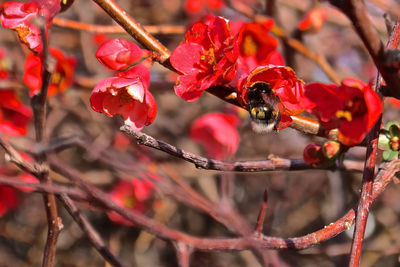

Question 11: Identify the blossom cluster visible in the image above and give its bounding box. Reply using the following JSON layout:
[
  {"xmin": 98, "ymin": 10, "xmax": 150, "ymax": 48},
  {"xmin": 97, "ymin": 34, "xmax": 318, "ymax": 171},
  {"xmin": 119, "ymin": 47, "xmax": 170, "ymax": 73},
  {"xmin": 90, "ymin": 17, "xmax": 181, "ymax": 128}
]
[
  {"xmin": 90, "ymin": 39, "xmax": 157, "ymax": 131},
  {"xmin": 170, "ymin": 15, "xmax": 382, "ymax": 146}
]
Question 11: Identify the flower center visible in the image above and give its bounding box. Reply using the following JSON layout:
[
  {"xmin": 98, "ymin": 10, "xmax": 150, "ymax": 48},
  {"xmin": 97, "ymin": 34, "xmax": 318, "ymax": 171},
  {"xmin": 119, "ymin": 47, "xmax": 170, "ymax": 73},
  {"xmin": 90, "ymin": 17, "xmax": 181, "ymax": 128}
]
[
  {"xmin": 242, "ymin": 35, "xmax": 257, "ymax": 56},
  {"xmin": 336, "ymin": 98, "xmax": 367, "ymax": 122},
  {"xmin": 123, "ymin": 195, "xmax": 136, "ymax": 209},
  {"xmin": 201, "ymin": 47, "xmax": 216, "ymax": 65}
]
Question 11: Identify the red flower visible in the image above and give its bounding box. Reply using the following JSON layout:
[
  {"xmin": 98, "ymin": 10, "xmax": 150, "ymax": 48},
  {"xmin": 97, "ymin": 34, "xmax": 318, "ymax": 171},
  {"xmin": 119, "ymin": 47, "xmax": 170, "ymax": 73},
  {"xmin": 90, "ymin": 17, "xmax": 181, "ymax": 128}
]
[
  {"xmin": 237, "ymin": 65, "xmax": 311, "ymax": 129},
  {"xmin": 170, "ymin": 15, "xmax": 238, "ymax": 101},
  {"xmin": 0, "ymin": 1, "xmax": 63, "ymax": 52},
  {"xmin": 90, "ymin": 65, "xmax": 157, "ymax": 130},
  {"xmin": 0, "ymin": 90, "xmax": 33, "ymax": 136},
  {"xmin": 189, "ymin": 112, "xmax": 240, "ymax": 159},
  {"xmin": 0, "ymin": 185, "xmax": 19, "ymax": 217},
  {"xmin": 0, "ymin": 2, "xmax": 42, "ymax": 52},
  {"xmin": 108, "ymin": 178, "xmax": 153, "ymax": 226},
  {"xmin": 298, "ymin": 8, "xmax": 327, "ymax": 33},
  {"xmin": 232, "ymin": 20, "xmax": 284, "ymax": 74},
  {"xmin": 96, "ymin": 39, "xmax": 146, "ymax": 71},
  {"xmin": 305, "ymin": 78, "xmax": 382, "ymax": 146},
  {"xmin": 184, "ymin": 0, "xmax": 224, "ymax": 15},
  {"xmin": 24, "ymin": 47, "xmax": 76, "ymax": 97}
]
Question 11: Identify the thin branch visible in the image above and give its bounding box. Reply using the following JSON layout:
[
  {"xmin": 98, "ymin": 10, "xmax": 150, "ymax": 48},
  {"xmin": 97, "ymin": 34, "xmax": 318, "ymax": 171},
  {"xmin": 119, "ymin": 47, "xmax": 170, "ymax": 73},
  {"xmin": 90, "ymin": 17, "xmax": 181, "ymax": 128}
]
[
  {"xmin": 53, "ymin": 17, "xmax": 184, "ymax": 35},
  {"xmin": 120, "ymin": 125, "xmax": 363, "ymax": 172},
  {"xmin": 0, "ymin": 176, "xmax": 87, "ymax": 201},
  {"xmin": 59, "ymin": 195, "xmax": 123, "ymax": 267},
  {"xmin": 31, "ymin": 16, "xmax": 61, "ymax": 267},
  {"xmin": 348, "ymin": 19, "xmax": 400, "ymax": 267},
  {"xmin": 173, "ymin": 242, "xmax": 193, "ymax": 267}
]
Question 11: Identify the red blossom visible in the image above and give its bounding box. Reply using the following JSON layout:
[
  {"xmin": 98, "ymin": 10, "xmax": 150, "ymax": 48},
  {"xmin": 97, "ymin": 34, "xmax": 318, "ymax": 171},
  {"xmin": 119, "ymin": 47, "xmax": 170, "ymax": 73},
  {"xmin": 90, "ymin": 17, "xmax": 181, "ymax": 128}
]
[
  {"xmin": 24, "ymin": 47, "xmax": 76, "ymax": 97},
  {"xmin": 0, "ymin": 185, "xmax": 19, "ymax": 217},
  {"xmin": 0, "ymin": 2, "xmax": 42, "ymax": 52},
  {"xmin": 184, "ymin": 0, "xmax": 224, "ymax": 15},
  {"xmin": 0, "ymin": 1, "xmax": 64, "ymax": 52},
  {"xmin": 305, "ymin": 78, "xmax": 382, "ymax": 146},
  {"xmin": 237, "ymin": 65, "xmax": 311, "ymax": 129},
  {"xmin": 108, "ymin": 178, "xmax": 154, "ymax": 226},
  {"xmin": 232, "ymin": 19, "xmax": 284, "ymax": 74},
  {"xmin": 298, "ymin": 8, "xmax": 327, "ymax": 33},
  {"xmin": 90, "ymin": 65, "xmax": 157, "ymax": 130},
  {"xmin": 170, "ymin": 15, "xmax": 238, "ymax": 101},
  {"xmin": 189, "ymin": 112, "xmax": 240, "ymax": 159},
  {"xmin": 96, "ymin": 38, "xmax": 146, "ymax": 71},
  {"xmin": 0, "ymin": 90, "xmax": 33, "ymax": 136}
]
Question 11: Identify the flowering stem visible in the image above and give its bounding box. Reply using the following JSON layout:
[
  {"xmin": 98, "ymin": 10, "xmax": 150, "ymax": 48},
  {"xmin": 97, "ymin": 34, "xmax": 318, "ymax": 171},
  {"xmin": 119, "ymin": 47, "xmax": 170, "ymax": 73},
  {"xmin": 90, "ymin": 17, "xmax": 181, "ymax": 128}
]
[
  {"xmin": 348, "ymin": 19, "xmax": 400, "ymax": 267},
  {"xmin": 120, "ymin": 125, "xmax": 363, "ymax": 172}
]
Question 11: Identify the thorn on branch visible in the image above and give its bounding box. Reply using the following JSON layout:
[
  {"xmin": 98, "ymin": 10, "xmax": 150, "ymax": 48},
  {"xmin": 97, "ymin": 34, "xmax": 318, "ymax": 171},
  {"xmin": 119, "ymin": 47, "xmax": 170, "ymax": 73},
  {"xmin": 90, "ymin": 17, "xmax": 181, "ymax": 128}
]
[{"xmin": 255, "ymin": 189, "xmax": 268, "ymax": 235}]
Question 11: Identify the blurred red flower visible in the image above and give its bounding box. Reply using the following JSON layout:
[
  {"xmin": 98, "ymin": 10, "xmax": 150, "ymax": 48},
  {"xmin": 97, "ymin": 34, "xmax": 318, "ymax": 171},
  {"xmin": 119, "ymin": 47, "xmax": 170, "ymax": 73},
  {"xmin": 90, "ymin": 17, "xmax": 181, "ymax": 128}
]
[
  {"xmin": 298, "ymin": 8, "xmax": 327, "ymax": 33},
  {"xmin": 0, "ymin": 90, "xmax": 33, "ymax": 136},
  {"xmin": 184, "ymin": 0, "xmax": 224, "ymax": 15},
  {"xmin": 15, "ymin": 173, "xmax": 39, "ymax": 193},
  {"xmin": 237, "ymin": 65, "xmax": 311, "ymax": 129},
  {"xmin": 0, "ymin": 185, "xmax": 19, "ymax": 217},
  {"xmin": 108, "ymin": 178, "xmax": 154, "ymax": 226},
  {"xmin": 24, "ymin": 47, "xmax": 76, "ymax": 97},
  {"xmin": 190, "ymin": 112, "xmax": 240, "ymax": 159},
  {"xmin": 305, "ymin": 78, "xmax": 382, "ymax": 146},
  {"xmin": 90, "ymin": 65, "xmax": 157, "ymax": 131},
  {"xmin": 170, "ymin": 15, "xmax": 238, "ymax": 101},
  {"xmin": 96, "ymin": 38, "xmax": 146, "ymax": 71},
  {"xmin": 0, "ymin": 2, "xmax": 42, "ymax": 52},
  {"xmin": 232, "ymin": 19, "xmax": 284, "ymax": 74}
]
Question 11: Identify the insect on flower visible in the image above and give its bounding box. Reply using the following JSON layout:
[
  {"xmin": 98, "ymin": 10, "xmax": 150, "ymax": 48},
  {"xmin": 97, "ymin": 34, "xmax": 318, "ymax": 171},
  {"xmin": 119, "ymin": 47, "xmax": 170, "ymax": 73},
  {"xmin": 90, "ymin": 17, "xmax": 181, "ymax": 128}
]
[{"xmin": 247, "ymin": 81, "xmax": 281, "ymax": 133}]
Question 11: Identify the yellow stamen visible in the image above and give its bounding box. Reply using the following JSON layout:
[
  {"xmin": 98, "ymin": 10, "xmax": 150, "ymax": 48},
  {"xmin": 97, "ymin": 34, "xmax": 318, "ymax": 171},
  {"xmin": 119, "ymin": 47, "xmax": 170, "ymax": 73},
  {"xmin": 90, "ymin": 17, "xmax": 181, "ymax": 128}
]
[{"xmin": 336, "ymin": 110, "xmax": 352, "ymax": 121}]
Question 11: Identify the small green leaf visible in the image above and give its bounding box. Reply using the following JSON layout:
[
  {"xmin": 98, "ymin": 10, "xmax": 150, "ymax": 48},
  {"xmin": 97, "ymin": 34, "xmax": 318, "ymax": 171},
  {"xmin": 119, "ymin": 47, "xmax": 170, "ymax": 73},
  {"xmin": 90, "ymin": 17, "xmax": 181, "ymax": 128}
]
[
  {"xmin": 378, "ymin": 134, "xmax": 391, "ymax": 150},
  {"xmin": 382, "ymin": 150, "xmax": 399, "ymax": 161}
]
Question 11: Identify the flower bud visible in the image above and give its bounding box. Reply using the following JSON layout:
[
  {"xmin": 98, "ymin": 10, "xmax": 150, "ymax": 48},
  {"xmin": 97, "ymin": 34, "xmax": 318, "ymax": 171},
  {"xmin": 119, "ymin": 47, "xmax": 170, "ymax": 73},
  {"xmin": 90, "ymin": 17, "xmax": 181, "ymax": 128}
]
[
  {"xmin": 322, "ymin": 140, "xmax": 340, "ymax": 159},
  {"xmin": 96, "ymin": 39, "xmax": 144, "ymax": 70}
]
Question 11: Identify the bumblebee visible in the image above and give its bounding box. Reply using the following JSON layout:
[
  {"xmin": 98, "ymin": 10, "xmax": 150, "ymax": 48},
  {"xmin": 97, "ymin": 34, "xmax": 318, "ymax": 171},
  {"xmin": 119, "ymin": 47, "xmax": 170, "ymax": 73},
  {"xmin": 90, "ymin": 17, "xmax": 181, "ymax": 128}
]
[{"xmin": 247, "ymin": 81, "xmax": 281, "ymax": 133}]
